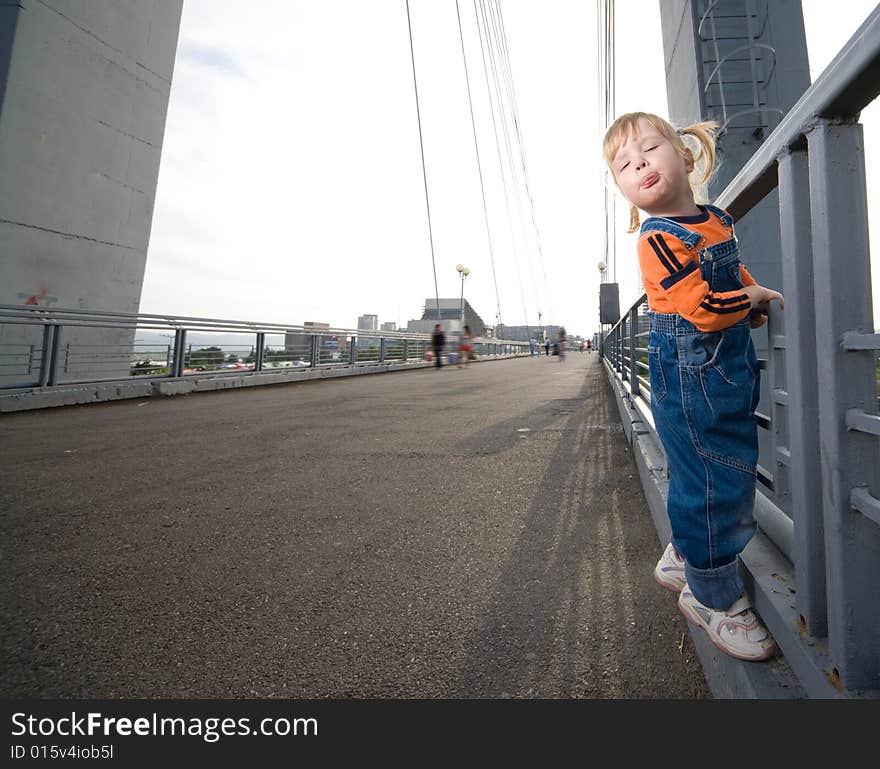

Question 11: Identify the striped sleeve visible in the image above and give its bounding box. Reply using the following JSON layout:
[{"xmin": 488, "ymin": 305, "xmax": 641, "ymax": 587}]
[{"xmin": 638, "ymin": 231, "xmax": 752, "ymax": 331}]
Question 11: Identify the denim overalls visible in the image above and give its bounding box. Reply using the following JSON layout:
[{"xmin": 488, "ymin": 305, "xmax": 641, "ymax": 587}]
[{"xmin": 642, "ymin": 205, "xmax": 760, "ymax": 610}]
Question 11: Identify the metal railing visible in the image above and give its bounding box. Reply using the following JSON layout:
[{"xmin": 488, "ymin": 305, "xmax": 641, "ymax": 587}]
[
  {"xmin": 0, "ymin": 305, "xmax": 529, "ymax": 392},
  {"xmin": 603, "ymin": 6, "xmax": 880, "ymax": 697}
]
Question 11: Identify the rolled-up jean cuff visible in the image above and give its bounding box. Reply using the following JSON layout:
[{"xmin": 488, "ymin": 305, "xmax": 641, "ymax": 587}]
[{"xmin": 684, "ymin": 558, "xmax": 743, "ymax": 610}]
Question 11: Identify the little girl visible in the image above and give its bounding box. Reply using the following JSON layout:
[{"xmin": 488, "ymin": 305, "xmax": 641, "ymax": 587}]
[{"xmin": 603, "ymin": 112, "xmax": 784, "ymax": 661}]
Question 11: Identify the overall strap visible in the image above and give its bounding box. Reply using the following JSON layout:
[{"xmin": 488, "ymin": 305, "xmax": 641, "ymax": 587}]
[
  {"xmin": 702, "ymin": 203, "xmax": 735, "ymax": 228},
  {"xmin": 639, "ymin": 216, "xmax": 702, "ymax": 250}
]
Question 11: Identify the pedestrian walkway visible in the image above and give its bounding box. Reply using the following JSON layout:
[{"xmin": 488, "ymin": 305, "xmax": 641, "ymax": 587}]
[{"xmin": 0, "ymin": 353, "xmax": 709, "ymax": 698}]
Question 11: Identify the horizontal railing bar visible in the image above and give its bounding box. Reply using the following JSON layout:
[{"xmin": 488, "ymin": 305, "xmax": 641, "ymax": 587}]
[
  {"xmin": 842, "ymin": 331, "xmax": 880, "ymax": 350},
  {"xmin": 776, "ymin": 446, "xmax": 791, "ymax": 466},
  {"xmin": 0, "ymin": 305, "xmax": 455, "ymax": 341},
  {"xmin": 846, "ymin": 409, "xmax": 880, "ymax": 436},
  {"xmin": 851, "ymin": 487, "xmax": 880, "ymax": 527},
  {"xmin": 0, "ymin": 308, "xmax": 527, "ymax": 348},
  {"xmin": 754, "ymin": 490, "xmax": 793, "ymax": 561}
]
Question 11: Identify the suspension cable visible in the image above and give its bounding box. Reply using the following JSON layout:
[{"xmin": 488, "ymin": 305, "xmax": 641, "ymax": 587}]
[
  {"xmin": 598, "ymin": 0, "xmax": 616, "ymax": 283},
  {"xmin": 405, "ymin": 0, "xmax": 442, "ymax": 321},
  {"xmin": 456, "ymin": 0, "xmax": 504, "ymax": 332},
  {"xmin": 489, "ymin": 0, "xmax": 554, "ymax": 324},
  {"xmin": 475, "ymin": 0, "xmax": 531, "ymax": 338},
  {"xmin": 483, "ymin": 0, "xmax": 541, "ymax": 326},
  {"xmin": 481, "ymin": 0, "xmax": 538, "ymax": 331}
]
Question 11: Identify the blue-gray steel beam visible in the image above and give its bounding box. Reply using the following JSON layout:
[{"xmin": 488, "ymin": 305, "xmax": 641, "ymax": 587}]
[
  {"xmin": 777, "ymin": 147, "xmax": 827, "ymax": 638},
  {"xmin": 807, "ymin": 119, "xmax": 880, "ymax": 691}
]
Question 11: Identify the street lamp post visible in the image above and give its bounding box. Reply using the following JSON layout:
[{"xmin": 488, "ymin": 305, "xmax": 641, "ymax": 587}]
[{"xmin": 456, "ymin": 263, "xmax": 470, "ymax": 327}]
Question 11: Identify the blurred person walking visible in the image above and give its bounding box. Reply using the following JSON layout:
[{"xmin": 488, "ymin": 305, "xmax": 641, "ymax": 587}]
[
  {"xmin": 431, "ymin": 324, "xmax": 445, "ymax": 369},
  {"xmin": 458, "ymin": 325, "xmax": 473, "ymax": 369}
]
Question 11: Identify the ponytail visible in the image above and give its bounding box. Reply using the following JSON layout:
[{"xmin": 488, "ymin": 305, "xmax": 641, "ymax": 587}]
[
  {"xmin": 678, "ymin": 120, "xmax": 719, "ymax": 186},
  {"xmin": 627, "ymin": 204, "xmax": 640, "ymax": 234}
]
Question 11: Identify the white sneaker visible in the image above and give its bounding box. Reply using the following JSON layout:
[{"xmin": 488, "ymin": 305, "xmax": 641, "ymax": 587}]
[
  {"xmin": 678, "ymin": 583, "xmax": 777, "ymax": 661},
  {"xmin": 654, "ymin": 543, "xmax": 686, "ymax": 593}
]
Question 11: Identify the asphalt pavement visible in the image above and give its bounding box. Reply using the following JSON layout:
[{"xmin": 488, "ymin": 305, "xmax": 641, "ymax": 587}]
[{"xmin": 0, "ymin": 351, "xmax": 709, "ymax": 698}]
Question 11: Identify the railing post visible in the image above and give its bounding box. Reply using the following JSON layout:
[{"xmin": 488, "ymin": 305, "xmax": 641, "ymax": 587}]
[
  {"xmin": 349, "ymin": 336, "xmax": 357, "ymax": 365},
  {"xmin": 615, "ymin": 328, "xmax": 622, "ymax": 374},
  {"xmin": 778, "ymin": 146, "xmax": 826, "ymax": 638},
  {"xmin": 255, "ymin": 332, "xmax": 266, "ymax": 372},
  {"xmin": 171, "ymin": 329, "xmax": 187, "ymax": 378},
  {"xmin": 309, "ymin": 335, "xmax": 319, "ymax": 368},
  {"xmin": 402, "ymin": 338, "xmax": 409, "ymax": 361},
  {"xmin": 38, "ymin": 324, "xmax": 60, "ymax": 387},
  {"xmin": 629, "ymin": 306, "xmax": 640, "ymax": 397},
  {"xmin": 807, "ymin": 119, "xmax": 880, "ymax": 690},
  {"xmin": 379, "ymin": 338, "xmax": 386, "ymax": 364}
]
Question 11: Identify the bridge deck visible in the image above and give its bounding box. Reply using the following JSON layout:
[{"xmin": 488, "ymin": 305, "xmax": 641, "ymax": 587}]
[{"xmin": 0, "ymin": 352, "xmax": 709, "ymax": 698}]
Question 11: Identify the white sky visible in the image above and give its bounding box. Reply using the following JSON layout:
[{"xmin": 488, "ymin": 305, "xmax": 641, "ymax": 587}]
[{"xmin": 141, "ymin": 0, "xmax": 880, "ymax": 336}]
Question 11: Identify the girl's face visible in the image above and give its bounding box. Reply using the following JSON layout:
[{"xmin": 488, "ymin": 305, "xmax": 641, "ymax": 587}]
[{"xmin": 611, "ymin": 118, "xmax": 695, "ymax": 217}]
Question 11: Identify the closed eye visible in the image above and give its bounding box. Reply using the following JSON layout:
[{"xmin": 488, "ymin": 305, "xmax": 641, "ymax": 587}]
[{"xmin": 619, "ymin": 161, "xmax": 630, "ymax": 171}]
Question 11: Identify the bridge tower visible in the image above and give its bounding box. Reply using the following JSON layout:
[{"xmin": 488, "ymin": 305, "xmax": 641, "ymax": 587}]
[
  {"xmin": 0, "ymin": 1, "xmax": 183, "ymax": 380},
  {"xmin": 659, "ymin": 0, "xmax": 810, "ymax": 292}
]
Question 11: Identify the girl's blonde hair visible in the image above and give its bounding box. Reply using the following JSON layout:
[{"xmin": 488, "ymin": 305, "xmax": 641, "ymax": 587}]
[{"xmin": 602, "ymin": 112, "xmax": 719, "ymax": 232}]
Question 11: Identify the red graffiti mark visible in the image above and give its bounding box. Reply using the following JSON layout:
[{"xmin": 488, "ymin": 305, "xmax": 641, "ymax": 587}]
[{"xmin": 18, "ymin": 288, "xmax": 58, "ymax": 307}]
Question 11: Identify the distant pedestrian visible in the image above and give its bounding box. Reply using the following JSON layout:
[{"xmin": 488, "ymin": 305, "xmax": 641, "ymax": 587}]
[
  {"xmin": 544, "ymin": 339, "xmax": 550, "ymax": 356},
  {"xmin": 529, "ymin": 338, "xmax": 536, "ymax": 356},
  {"xmin": 557, "ymin": 326, "xmax": 567, "ymax": 361},
  {"xmin": 431, "ymin": 324, "xmax": 445, "ymax": 368},
  {"xmin": 458, "ymin": 325, "xmax": 473, "ymax": 369}
]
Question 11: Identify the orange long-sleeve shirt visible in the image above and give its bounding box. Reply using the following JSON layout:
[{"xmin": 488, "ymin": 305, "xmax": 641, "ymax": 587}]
[{"xmin": 637, "ymin": 207, "xmax": 756, "ymax": 332}]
